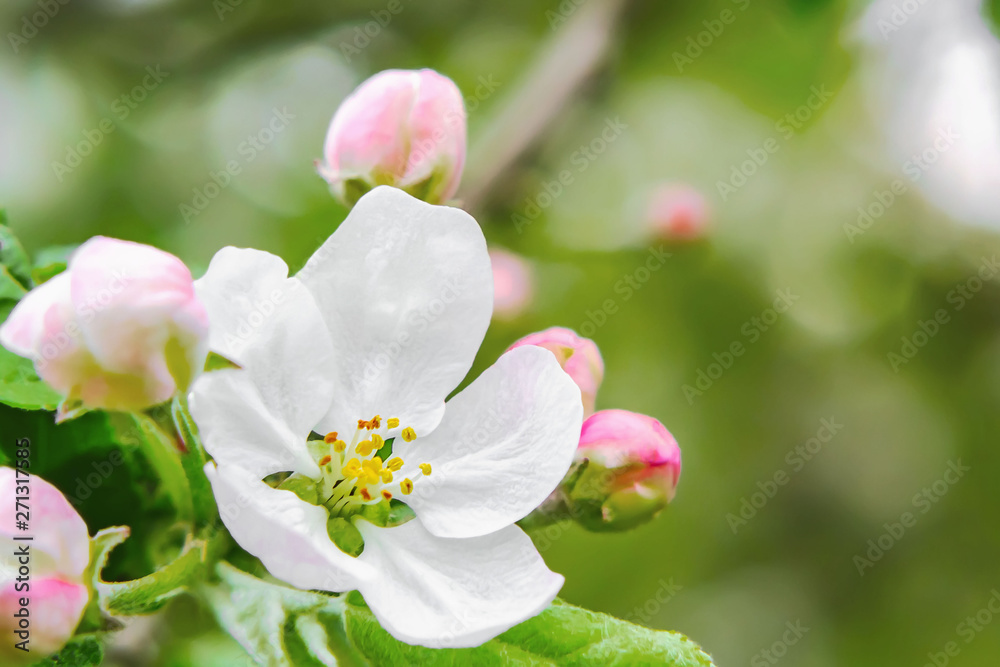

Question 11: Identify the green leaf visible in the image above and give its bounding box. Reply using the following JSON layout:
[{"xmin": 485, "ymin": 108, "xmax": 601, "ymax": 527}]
[
  {"xmin": 0, "ymin": 346, "xmax": 62, "ymax": 411},
  {"xmin": 0, "ymin": 288, "xmax": 62, "ymax": 412},
  {"xmin": 108, "ymin": 413, "xmax": 193, "ymax": 523},
  {"xmin": 31, "ymin": 244, "xmax": 76, "ymax": 285},
  {"xmin": 0, "ymin": 214, "xmax": 33, "ymax": 290},
  {"xmin": 204, "ymin": 351, "xmax": 242, "ymax": 372},
  {"xmin": 87, "ymin": 526, "xmax": 211, "ymax": 617},
  {"xmin": 207, "ymin": 564, "xmax": 715, "ymax": 667},
  {"xmin": 31, "ymin": 633, "xmax": 104, "ymax": 666}
]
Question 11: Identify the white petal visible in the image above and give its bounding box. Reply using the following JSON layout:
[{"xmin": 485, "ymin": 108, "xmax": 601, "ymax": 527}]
[
  {"xmin": 355, "ymin": 519, "xmax": 562, "ymax": 649},
  {"xmin": 191, "ymin": 247, "xmax": 336, "ymax": 476},
  {"xmin": 400, "ymin": 346, "xmax": 583, "ymax": 538},
  {"xmin": 297, "ymin": 186, "xmax": 492, "ymax": 436},
  {"xmin": 190, "ymin": 370, "xmax": 319, "ymax": 478},
  {"xmin": 205, "ymin": 463, "xmax": 372, "ymax": 592}
]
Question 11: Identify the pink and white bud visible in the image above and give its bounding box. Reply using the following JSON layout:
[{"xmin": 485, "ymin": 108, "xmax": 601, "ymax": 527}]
[
  {"xmin": 0, "ymin": 237, "xmax": 209, "ymax": 413},
  {"xmin": 0, "ymin": 468, "xmax": 90, "ymax": 664},
  {"xmin": 508, "ymin": 327, "xmax": 604, "ymax": 416},
  {"xmin": 645, "ymin": 183, "xmax": 710, "ymax": 241},
  {"xmin": 577, "ymin": 409, "xmax": 682, "ymax": 503},
  {"xmin": 489, "ymin": 249, "xmax": 534, "ymax": 321},
  {"xmin": 318, "ymin": 69, "xmax": 467, "ymax": 206}
]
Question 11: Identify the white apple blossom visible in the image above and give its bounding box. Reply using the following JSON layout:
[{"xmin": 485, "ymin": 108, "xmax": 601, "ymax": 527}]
[{"xmin": 189, "ymin": 186, "xmax": 583, "ymax": 648}]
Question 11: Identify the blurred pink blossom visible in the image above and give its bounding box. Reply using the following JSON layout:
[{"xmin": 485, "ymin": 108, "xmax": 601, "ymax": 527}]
[
  {"xmin": 645, "ymin": 183, "xmax": 710, "ymax": 241},
  {"xmin": 489, "ymin": 249, "xmax": 534, "ymax": 321}
]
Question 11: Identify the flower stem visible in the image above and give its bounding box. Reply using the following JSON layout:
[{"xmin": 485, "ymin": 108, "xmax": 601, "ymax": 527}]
[{"xmin": 171, "ymin": 393, "xmax": 218, "ymax": 529}]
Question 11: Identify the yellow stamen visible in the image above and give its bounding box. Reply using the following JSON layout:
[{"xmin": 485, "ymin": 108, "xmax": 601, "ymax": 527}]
[
  {"xmin": 318, "ymin": 455, "xmax": 332, "ymax": 466},
  {"xmin": 356, "ymin": 440, "xmax": 376, "ymax": 457},
  {"xmin": 341, "ymin": 458, "xmax": 361, "ymax": 478},
  {"xmin": 371, "ymin": 433, "xmax": 384, "ymax": 449},
  {"xmin": 380, "ymin": 470, "xmax": 394, "ymax": 483},
  {"xmin": 381, "ymin": 490, "xmax": 393, "ymax": 501},
  {"xmin": 387, "ymin": 417, "xmax": 400, "ymax": 429},
  {"xmin": 419, "ymin": 463, "xmax": 432, "ymax": 476},
  {"xmin": 332, "ymin": 439, "xmax": 347, "ymax": 453},
  {"xmin": 402, "ymin": 427, "xmax": 417, "ymax": 442},
  {"xmin": 386, "ymin": 457, "xmax": 404, "ymax": 472},
  {"xmin": 400, "ymin": 478, "xmax": 414, "ymax": 495},
  {"xmin": 323, "ymin": 431, "xmax": 339, "ymax": 444}
]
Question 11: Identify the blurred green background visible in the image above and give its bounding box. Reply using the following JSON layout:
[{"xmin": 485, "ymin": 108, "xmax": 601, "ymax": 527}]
[{"xmin": 3, "ymin": 0, "xmax": 1000, "ymax": 664}]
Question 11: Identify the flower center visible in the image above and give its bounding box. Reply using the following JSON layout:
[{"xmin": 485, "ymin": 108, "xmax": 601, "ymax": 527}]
[{"xmin": 311, "ymin": 414, "xmax": 430, "ymax": 518}]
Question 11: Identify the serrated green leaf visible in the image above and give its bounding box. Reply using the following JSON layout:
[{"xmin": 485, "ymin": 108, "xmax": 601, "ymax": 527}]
[
  {"xmin": 31, "ymin": 633, "xmax": 104, "ymax": 666},
  {"xmin": 207, "ymin": 563, "xmax": 715, "ymax": 667}
]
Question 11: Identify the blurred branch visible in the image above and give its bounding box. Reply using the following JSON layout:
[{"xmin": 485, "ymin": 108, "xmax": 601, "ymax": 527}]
[{"xmin": 460, "ymin": 0, "xmax": 629, "ymax": 213}]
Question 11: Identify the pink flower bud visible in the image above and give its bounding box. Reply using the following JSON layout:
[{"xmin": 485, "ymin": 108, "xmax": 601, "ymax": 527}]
[
  {"xmin": 489, "ymin": 249, "xmax": 534, "ymax": 320},
  {"xmin": 645, "ymin": 183, "xmax": 710, "ymax": 241},
  {"xmin": 318, "ymin": 69, "xmax": 466, "ymax": 206},
  {"xmin": 0, "ymin": 237, "xmax": 209, "ymax": 413},
  {"xmin": 577, "ymin": 409, "xmax": 682, "ymax": 504},
  {"xmin": 507, "ymin": 327, "xmax": 604, "ymax": 416},
  {"xmin": 0, "ymin": 468, "xmax": 90, "ymax": 664}
]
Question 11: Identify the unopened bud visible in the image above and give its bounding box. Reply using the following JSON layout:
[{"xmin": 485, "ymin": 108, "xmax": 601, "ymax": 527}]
[
  {"xmin": 317, "ymin": 69, "xmax": 466, "ymax": 206},
  {"xmin": 507, "ymin": 327, "xmax": 603, "ymax": 416}
]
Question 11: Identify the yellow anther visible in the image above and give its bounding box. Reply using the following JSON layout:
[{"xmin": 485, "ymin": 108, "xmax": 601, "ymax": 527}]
[
  {"xmin": 323, "ymin": 431, "xmax": 339, "ymax": 444},
  {"xmin": 360, "ymin": 457, "xmax": 383, "ymax": 485},
  {"xmin": 402, "ymin": 427, "xmax": 417, "ymax": 442},
  {"xmin": 332, "ymin": 439, "xmax": 347, "ymax": 453},
  {"xmin": 381, "ymin": 490, "xmax": 393, "ymax": 501},
  {"xmin": 380, "ymin": 470, "xmax": 394, "ymax": 483},
  {"xmin": 387, "ymin": 418, "xmax": 400, "ymax": 429},
  {"xmin": 356, "ymin": 440, "xmax": 376, "ymax": 457},
  {"xmin": 318, "ymin": 455, "xmax": 332, "ymax": 467},
  {"xmin": 371, "ymin": 434, "xmax": 384, "ymax": 449},
  {"xmin": 401, "ymin": 478, "xmax": 414, "ymax": 495},
  {"xmin": 359, "ymin": 488, "xmax": 372, "ymax": 501},
  {"xmin": 386, "ymin": 457, "xmax": 404, "ymax": 472},
  {"xmin": 419, "ymin": 463, "xmax": 432, "ymax": 476},
  {"xmin": 341, "ymin": 458, "xmax": 361, "ymax": 478}
]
